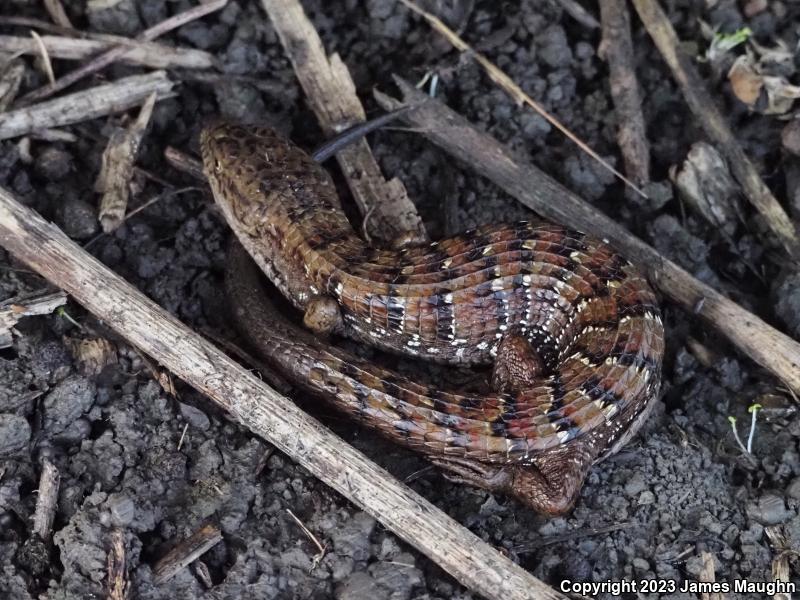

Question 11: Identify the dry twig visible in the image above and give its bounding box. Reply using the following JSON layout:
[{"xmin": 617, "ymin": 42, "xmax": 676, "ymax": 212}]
[
  {"xmin": 0, "ymin": 289, "xmax": 67, "ymax": 348},
  {"xmin": 375, "ymin": 78, "xmax": 800, "ymax": 395},
  {"xmin": 0, "ymin": 186, "xmax": 566, "ymax": 600},
  {"xmin": 399, "ymin": 0, "xmax": 646, "ymax": 199},
  {"xmin": 260, "ymin": 0, "xmax": 427, "ymax": 245},
  {"xmin": 0, "ymin": 34, "xmax": 216, "ymax": 70},
  {"xmin": 164, "ymin": 146, "xmax": 204, "ymax": 181},
  {"xmin": 17, "ymin": 0, "xmax": 226, "ymax": 105},
  {"xmin": 32, "ymin": 459, "xmax": 60, "ymax": 540},
  {"xmin": 43, "ymin": 0, "xmax": 73, "ymax": 29},
  {"xmin": 556, "ymin": 0, "xmax": 600, "ymax": 29},
  {"xmin": 286, "ymin": 508, "xmax": 327, "ymax": 569},
  {"xmin": 630, "ymin": 0, "xmax": 800, "ymax": 260},
  {"xmin": 96, "ymin": 92, "xmax": 157, "ymax": 232},
  {"xmin": 153, "ymin": 524, "xmax": 223, "ymax": 585},
  {"xmin": 29, "ymin": 31, "xmax": 56, "ymax": 86},
  {"xmin": 106, "ymin": 529, "xmax": 130, "ymax": 600},
  {"xmin": 0, "ymin": 71, "xmax": 174, "ymax": 141},
  {"xmin": 598, "ymin": 0, "xmax": 650, "ymax": 188}
]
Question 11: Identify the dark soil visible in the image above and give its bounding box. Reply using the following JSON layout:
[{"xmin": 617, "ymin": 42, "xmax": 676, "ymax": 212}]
[{"xmin": 1, "ymin": 0, "xmax": 800, "ymax": 598}]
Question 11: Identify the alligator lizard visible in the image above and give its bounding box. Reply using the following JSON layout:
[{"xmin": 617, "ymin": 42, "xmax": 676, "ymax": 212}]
[{"xmin": 201, "ymin": 122, "xmax": 665, "ymax": 515}]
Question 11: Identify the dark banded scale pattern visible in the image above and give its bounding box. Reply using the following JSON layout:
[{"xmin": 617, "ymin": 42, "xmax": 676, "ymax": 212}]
[
  {"xmin": 203, "ymin": 122, "xmax": 666, "ymax": 515},
  {"xmin": 226, "ymin": 243, "xmax": 663, "ymax": 458}
]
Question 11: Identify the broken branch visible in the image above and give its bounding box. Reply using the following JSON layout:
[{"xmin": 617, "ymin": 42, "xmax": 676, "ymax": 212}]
[{"xmin": 0, "ymin": 71, "xmax": 174, "ymax": 141}]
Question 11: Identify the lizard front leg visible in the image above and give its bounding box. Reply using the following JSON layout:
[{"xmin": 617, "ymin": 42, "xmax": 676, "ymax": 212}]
[
  {"xmin": 303, "ymin": 294, "xmax": 343, "ymax": 335},
  {"xmin": 491, "ymin": 331, "xmax": 547, "ymax": 393}
]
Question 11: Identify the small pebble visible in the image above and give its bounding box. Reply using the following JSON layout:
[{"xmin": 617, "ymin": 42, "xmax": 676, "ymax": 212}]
[
  {"xmin": 782, "ymin": 120, "xmax": 800, "ymax": 157},
  {"xmin": 632, "ymin": 557, "xmax": 650, "ymax": 572},
  {"xmin": 108, "ymin": 494, "xmax": 135, "ymax": 527},
  {"xmin": 35, "ymin": 147, "xmax": 72, "ymax": 181},
  {"xmin": 179, "ymin": 402, "xmax": 211, "ymax": 430},
  {"xmin": 57, "ymin": 196, "xmax": 98, "ymax": 240},
  {"xmin": 786, "ymin": 477, "xmax": 800, "ymax": 500},
  {"xmin": 743, "ymin": 0, "xmax": 768, "ymax": 17},
  {"xmin": 746, "ymin": 493, "xmax": 793, "ymax": 525},
  {"xmin": 0, "ymin": 414, "xmax": 31, "ymax": 456},
  {"xmin": 624, "ymin": 471, "xmax": 648, "ymax": 497}
]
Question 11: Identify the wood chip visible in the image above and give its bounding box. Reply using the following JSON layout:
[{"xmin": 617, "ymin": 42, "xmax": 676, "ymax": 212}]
[
  {"xmin": 152, "ymin": 524, "xmax": 223, "ymax": 585},
  {"xmin": 32, "ymin": 459, "xmax": 60, "ymax": 540},
  {"xmin": 106, "ymin": 529, "xmax": 130, "ymax": 600},
  {"xmin": 95, "ymin": 92, "xmax": 157, "ymax": 232},
  {"xmin": 64, "ymin": 336, "xmax": 118, "ymax": 375},
  {"xmin": 669, "ymin": 142, "xmax": 741, "ymax": 235},
  {"xmin": 697, "ymin": 551, "xmax": 725, "ymax": 600},
  {"xmin": 0, "ymin": 55, "xmax": 24, "ymax": 112},
  {"xmin": 0, "ymin": 289, "xmax": 67, "ymax": 348},
  {"xmin": 764, "ymin": 526, "xmax": 797, "ymax": 600}
]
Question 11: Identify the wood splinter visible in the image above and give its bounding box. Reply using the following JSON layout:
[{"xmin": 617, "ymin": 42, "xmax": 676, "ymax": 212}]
[{"xmin": 152, "ymin": 524, "xmax": 223, "ymax": 585}]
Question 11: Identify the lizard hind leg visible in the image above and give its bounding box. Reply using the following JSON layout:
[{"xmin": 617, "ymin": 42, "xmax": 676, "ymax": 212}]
[
  {"xmin": 430, "ymin": 438, "xmax": 598, "ymax": 516},
  {"xmin": 491, "ymin": 332, "xmax": 547, "ymax": 394},
  {"xmin": 303, "ymin": 294, "xmax": 343, "ymax": 335}
]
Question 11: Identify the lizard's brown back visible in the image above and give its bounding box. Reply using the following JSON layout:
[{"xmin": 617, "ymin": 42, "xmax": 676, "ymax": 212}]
[{"xmin": 201, "ymin": 122, "xmax": 664, "ymax": 371}]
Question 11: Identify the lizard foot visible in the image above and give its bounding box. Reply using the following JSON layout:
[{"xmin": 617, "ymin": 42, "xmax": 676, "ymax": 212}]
[
  {"xmin": 303, "ymin": 294, "xmax": 343, "ymax": 335},
  {"xmin": 491, "ymin": 332, "xmax": 545, "ymax": 393},
  {"xmin": 430, "ymin": 455, "xmax": 514, "ymax": 492},
  {"xmin": 431, "ymin": 439, "xmax": 597, "ymax": 516}
]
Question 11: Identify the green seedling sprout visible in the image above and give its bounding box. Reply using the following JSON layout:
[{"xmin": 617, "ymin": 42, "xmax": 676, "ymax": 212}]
[
  {"xmin": 56, "ymin": 307, "xmax": 82, "ymax": 330},
  {"xmin": 706, "ymin": 26, "xmax": 752, "ymax": 63},
  {"xmin": 727, "ymin": 416, "xmax": 748, "ymax": 454},
  {"xmin": 714, "ymin": 27, "xmax": 752, "ymax": 51},
  {"xmin": 746, "ymin": 403, "xmax": 761, "ymax": 454},
  {"xmin": 727, "ymin": 402, "xmax": 762, "ymax": 455}
]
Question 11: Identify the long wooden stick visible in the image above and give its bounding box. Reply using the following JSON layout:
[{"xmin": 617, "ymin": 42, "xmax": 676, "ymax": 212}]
[
  {"xmin": 0, "ymin": 185, "xmax": 563, "ymax": 600},
  {"xmin": 399, "ymin": 0, "xmax": 646, "ymax": 199},
  {"xmin": 375, "ymin": 78, "xmax": 800, "ymax": 395},
  {"xmin": 260, "ymin": 0, "xmax": 426, "ymax": 245},
  {"xmin": 0, "ymin": 71, "xmax": 174, "ymax": 141},
  {"xmin": 0, "ymin": 34, "xmax": 215, "ymax": 70},
  {"xmin": 598, "ymin": 0, "xmax": 650, "ymax": 188},
  {"xmin": 630, "ymin": 0, "xmax": 800, "ymax": 260}
]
